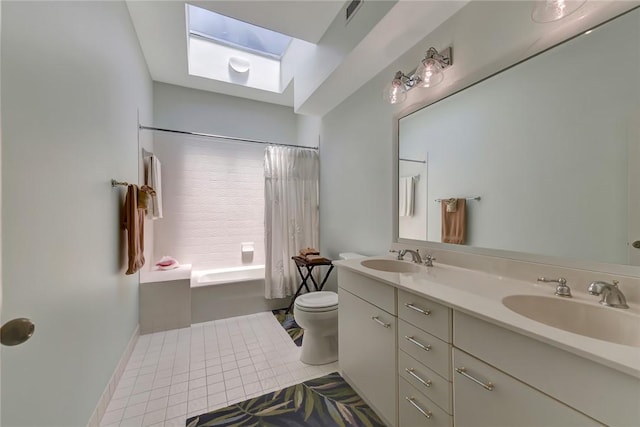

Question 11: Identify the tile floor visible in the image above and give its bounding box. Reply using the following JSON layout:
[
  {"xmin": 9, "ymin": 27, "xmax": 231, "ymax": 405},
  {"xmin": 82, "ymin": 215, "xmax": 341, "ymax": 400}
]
[{"xmin": 99, "ymin": 312, "xmax": 339, "ymax": 427}]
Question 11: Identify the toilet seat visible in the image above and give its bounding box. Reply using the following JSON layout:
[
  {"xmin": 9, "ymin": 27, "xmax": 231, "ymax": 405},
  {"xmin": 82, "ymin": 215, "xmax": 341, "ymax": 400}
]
[{"xmin": 294, "ymin": 291, "xmax": 338, "ymax": 312}]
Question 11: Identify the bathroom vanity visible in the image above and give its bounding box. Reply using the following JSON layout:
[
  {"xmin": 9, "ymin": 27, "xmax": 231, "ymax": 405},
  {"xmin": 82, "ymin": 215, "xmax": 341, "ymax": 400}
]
[{"xmin": 336, "ymin": 257, "xmax": 640, "ymax": 427}]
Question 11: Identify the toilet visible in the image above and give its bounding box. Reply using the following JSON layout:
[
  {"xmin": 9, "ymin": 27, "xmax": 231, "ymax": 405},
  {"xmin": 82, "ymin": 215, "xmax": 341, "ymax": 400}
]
[
  {"xmin": 293, "ymin": 252, "xmax": 365, "ymax": 365},
  {"xmin": 294, "ymin": 291, "xmax": 339, "ymax": 365}
]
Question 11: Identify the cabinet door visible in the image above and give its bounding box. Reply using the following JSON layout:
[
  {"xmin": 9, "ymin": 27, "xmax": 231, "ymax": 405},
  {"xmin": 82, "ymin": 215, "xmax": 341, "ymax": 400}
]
[
  {"xmin": 453, "ymin": 350, "xmax": 602, "ymax": 427},
  {"xmin": 339, "ymin": 288, "xmax": 397, "ymax": 427}
]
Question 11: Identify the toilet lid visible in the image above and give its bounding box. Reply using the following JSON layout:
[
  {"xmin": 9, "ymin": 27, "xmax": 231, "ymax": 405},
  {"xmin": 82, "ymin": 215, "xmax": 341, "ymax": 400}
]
[{"xmin": 295, "ymin": 291, "xmax": 338, "ymax": 312}]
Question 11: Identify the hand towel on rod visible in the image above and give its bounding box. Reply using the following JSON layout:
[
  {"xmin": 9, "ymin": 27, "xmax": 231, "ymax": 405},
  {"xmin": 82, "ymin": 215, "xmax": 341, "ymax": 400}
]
[
  {"xmin": 399, "ymin": 176, "xmax": 416, "ymax": 217},
  {"xmin": 123, "ymin": 184, "xmax": 145, "ymax": 274},
  {"xmin": 441, "ymin": 198, "xmax": 466, "ymax": 244},
  {"xmin": 144, "ymin": 155, "xmax": 163, "ymax": 219}
]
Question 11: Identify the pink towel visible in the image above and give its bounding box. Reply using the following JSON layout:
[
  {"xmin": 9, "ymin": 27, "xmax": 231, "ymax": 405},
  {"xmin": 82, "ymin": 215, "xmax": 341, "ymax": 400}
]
[
  {"xmin": 441, "ymin": 198, "xmax": 466, "ymax": 244},
  {"xmin": 123, "ymin": 185, "xmax": 145, "ymax": 274}
]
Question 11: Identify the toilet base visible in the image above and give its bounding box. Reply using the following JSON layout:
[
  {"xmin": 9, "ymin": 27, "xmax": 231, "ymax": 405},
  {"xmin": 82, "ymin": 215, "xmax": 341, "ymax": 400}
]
[{"xmin": 300, "ymin": 332, "xmax": 338, "ymax": 365}]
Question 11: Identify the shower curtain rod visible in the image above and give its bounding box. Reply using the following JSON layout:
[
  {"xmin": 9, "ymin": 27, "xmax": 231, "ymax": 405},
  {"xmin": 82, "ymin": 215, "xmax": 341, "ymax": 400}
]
[{"xmin": 139, "ymin": 125, "xmax": 319, "ymax": 150}]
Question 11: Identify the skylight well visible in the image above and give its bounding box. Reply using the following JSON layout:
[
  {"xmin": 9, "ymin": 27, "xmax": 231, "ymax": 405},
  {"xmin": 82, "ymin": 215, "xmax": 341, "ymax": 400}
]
[{"xmin": 187, "ymin": 4, "xmax": 293, "ymax": 93}]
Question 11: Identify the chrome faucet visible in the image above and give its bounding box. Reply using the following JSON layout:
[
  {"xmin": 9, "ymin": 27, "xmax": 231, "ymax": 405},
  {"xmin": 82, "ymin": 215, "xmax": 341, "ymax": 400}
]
[
  {"xmin": 537, "ymin": 277, "xmax": 572, "ymax": 297},
  {"xmin": 389, "ymin": 249, "xmax": 422, "ymax": 264},
  {"xmin": 587, "ymin": 280, "xmax": 629, "ymax": 309}
]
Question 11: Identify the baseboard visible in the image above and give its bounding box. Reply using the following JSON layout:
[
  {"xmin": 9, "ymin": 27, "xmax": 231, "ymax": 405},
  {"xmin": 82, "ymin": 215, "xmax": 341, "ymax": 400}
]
[{"xmin": 87, "ymin": 324, "xmax": 140, "ymax": 427}]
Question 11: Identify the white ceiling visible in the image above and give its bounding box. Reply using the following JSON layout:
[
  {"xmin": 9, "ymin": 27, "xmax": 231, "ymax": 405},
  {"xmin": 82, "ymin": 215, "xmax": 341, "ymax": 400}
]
[{"xmin": 125, "ymin": 0, "xmax": 467, "ymax": 114}]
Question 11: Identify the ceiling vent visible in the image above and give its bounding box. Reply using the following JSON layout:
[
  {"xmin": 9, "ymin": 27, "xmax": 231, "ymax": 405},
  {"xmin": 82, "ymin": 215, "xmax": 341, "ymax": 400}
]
[{"xmin": 346, "ymin": 0, "xmax": 363, "ymax": 23}]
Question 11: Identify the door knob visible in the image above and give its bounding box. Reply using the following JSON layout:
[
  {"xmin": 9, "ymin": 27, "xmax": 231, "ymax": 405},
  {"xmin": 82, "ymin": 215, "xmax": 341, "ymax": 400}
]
[
  {"xmin": 1, "ymin": 318, "xmax": 35, "ymax": 346},
  {"xmin": 632, "ymin": 240, "xmax": 640, "ymax": 249}
]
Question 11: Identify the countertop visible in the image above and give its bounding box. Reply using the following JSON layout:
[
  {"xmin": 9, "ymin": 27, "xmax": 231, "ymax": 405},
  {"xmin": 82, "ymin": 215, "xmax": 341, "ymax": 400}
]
[{"xmin": 334, "ymin": 256, "xmax": 640, "ymax": 380}]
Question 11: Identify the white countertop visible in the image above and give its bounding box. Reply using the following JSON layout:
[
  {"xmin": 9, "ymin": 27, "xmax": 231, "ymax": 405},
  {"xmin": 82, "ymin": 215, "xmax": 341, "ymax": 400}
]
[
  {"xmin": 335, "ymin": 256, "xmax": 640, "ymax": 380},
  {"xmin": 140, "ymin": 264, "xmax": 192, "ymax": 284}
]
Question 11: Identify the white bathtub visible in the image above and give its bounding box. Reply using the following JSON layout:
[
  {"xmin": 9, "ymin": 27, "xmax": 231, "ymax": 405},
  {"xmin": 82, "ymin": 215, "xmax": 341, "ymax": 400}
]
[
  {"xmin": 190, "ymin": 265, "xmax": 289, "ymax": 323},
  {"xmin": 192, "ymin": 265, "xmax": 265, "ymax": 287}
]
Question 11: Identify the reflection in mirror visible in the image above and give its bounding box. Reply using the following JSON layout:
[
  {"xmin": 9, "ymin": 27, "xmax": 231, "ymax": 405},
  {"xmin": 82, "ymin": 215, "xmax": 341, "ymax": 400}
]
[
  {"xmin": 398, "ymin": 8, "xmax": 640, "ymax": 266},
  {"xmin": 398, "ymin": 157, "xmax": 427, "ymax": 240}
]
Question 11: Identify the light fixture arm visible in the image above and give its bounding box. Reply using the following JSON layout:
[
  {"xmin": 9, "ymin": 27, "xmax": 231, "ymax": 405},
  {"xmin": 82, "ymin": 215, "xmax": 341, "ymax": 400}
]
[
  {"xmin": 424, "ymin": 47, "xmax": 452, "ymax": 69},
  {"xmin": 384, "ymin": 47, "xmax": 453, "ymax": 104}
]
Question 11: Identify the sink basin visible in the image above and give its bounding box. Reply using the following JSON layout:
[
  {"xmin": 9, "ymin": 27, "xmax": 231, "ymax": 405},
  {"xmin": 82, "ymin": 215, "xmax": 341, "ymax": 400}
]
[
  {"xmin": 360, "ymin": 259, "xmax": 423, "ymax": 273},
  {"xmin": 502, "ymin": 295, "xmax": 640, "ymax": 347}
]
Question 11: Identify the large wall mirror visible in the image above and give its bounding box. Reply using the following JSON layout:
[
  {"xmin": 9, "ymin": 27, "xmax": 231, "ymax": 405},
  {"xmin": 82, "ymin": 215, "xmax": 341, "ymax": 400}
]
[{"xmin": 397, "ymin": 8, "xmax": 640, "ymax": 270}]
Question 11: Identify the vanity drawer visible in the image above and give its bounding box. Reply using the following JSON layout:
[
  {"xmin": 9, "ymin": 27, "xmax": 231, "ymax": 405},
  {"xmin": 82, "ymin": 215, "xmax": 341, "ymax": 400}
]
[
  {"xmin": 338, "ymin": 267, "xmax": 396, "ymax": 314},
  {"xmin": 398, "ymin": 289, "xmax": 451, "ymax": 342},
  {"xmin": 399, "ymin": 377, "xmax": 452, "ymax": 427},
  {"xmin": 454, "ymin": 311, "xmax": 640, "ymax": 426},
  {"xmin": 399, "ymin": 319, "xmax": 451, "ymax": 379},
  {"xmin": 399, "ymin": 350, "xmax": 452, "ymax": 414},
  {"xmin": 453, "ymin": 349, "xmax": 601, "ymax": 427}
]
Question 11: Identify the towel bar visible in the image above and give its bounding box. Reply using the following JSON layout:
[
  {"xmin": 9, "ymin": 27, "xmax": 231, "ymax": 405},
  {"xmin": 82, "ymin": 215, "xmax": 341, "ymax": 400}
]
[
  {"xmin": 111, "ymin": 179, "xmax": 129, "ymax": 187},
  {"xmin": 435, "ymin": 196, "xmax": 481, "ymax": 202}
]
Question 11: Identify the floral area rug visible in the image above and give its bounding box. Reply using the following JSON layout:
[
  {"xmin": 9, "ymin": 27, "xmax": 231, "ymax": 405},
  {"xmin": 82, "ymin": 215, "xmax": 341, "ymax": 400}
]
[
  {"xmin": 186, "ymin": 372, "xmax": 386, "ymax": 427},
  {"xmin": 273, "ymin": 309, "xmax": 304, "ymax": 347}
]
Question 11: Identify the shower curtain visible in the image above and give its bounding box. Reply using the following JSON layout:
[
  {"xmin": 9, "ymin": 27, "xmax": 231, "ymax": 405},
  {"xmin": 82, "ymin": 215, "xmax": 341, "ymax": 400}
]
[{"xmin": 264, "ymin": 146, "xmax": 319, "ymax": 299}]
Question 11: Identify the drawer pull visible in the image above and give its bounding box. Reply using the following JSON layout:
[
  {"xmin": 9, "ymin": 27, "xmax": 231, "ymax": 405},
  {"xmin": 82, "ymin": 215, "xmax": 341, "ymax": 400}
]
[
  {"xmin": 405, "ymin": 396, "xmax": 432, "ymax": 419},
  {"xmin": 404, "ymin": 335, "xmax": 431, "ymax": 351},
  {"xmin": 455, "ymin": 367, "xmax": 495, "ymax": 391},
  {"xmin": 404, "ymin": 302, "xmax": 431, "ymax": 315},
  {"xmin": 405, "ymin": 368, "xmax": 432, "ymax": 387},
  {"xmin": 371, "ymin": 316, "xmax": 390, "ymax": 328}
]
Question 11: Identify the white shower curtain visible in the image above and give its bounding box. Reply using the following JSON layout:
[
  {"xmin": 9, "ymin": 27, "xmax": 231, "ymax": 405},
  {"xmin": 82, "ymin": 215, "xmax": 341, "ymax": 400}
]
[{"xmin": 264, "ymin": 146, "xmax": 319, "ymax": 299}]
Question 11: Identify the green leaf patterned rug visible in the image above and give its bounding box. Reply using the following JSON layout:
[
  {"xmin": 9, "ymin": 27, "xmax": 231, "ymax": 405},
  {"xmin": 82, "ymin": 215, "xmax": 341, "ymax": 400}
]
[
  {"xmin": 273, "ymin": 309, "xmax": 304, "ymax": 347},
  {"xmin": 186, "ymin": 372, "xmax": 386, "ymax": 427}
]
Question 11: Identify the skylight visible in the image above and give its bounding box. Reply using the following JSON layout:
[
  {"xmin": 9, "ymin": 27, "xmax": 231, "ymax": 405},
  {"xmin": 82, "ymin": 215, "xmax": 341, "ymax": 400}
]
[{"xmin": 187, "ymin": 5, "xmax": 292, "ymax": 59}]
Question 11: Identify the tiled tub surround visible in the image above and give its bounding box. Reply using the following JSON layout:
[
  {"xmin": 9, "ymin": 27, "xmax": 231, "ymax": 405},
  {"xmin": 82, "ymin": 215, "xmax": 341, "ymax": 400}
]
[
  {"xmin": 99, "ymin": 312, "xmax": 338, "ymax": 427},
  {"xmin": 336, "ymin": 255, "xmax": 640, "ymax": 426}
]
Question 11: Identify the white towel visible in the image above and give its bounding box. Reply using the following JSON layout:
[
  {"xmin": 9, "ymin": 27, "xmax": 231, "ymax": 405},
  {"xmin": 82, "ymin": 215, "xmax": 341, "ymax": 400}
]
[
  {"xmin": 145, "ymin": 155, "xmax": 163, "ymax": 219},
  {"xmin": 399, "ymin": 176, "xmax": 415, "ymax": 217}
]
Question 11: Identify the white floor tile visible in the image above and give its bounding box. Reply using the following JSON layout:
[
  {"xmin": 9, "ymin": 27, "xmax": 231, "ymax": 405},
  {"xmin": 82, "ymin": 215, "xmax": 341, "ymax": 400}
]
[
  {"xmin": 100, "ymin": 408, "xmax": 124, "ymax": 426},
  {"xmin": 142, "ymin": 409, "xmax": 166, "ymax": 427},
  {"xmin": 165, "ymin": 402, "xmax": 187, "ymax": 420},
  {"xmin": 99, "ymin": 311, "xmax": 327, "ymax": 426},
  {"xmin": 120, "ymin": 414, "xmax": 144, "ymax": 427},
  {"xmin": 167, "ymin": 391, "xmax": 188, "ymax": 407},
  {"xmin": 122, "ymin": 402, "xmax": 147, "ymax": 420}
]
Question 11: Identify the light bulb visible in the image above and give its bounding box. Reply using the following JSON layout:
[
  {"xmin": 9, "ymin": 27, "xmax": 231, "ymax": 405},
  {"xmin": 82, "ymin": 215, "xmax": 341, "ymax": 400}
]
[
  {"xmin": 383, "ymin": 75, "xmax": 407, "ymax": 104},
  {"xmin": 531, "ymin": 0, "xmax": 586, "ymax": 23},
  {"xmin": 415, "ymin": 58, "xmax": 444, "ymax": 88}
]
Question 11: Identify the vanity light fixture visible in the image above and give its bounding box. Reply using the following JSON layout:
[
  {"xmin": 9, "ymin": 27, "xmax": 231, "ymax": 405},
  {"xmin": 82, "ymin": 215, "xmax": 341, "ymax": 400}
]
[
  {"xmin": 531, "ymin": 0, "xmax": 586, "ymax": 23},
  {"xmin": 383, "ymin": 47, "xmax": 453, "ymax": 105}
]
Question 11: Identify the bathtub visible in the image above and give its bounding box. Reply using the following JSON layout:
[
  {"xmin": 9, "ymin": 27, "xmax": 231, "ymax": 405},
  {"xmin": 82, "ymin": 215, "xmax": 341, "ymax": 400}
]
[
  {"xmin": 192, "ymin": 265, "xmax": 266, "ymax": 287},
  {"xmin": 190, "ymin": 265, "xmax": 290, "ymax": 323}
]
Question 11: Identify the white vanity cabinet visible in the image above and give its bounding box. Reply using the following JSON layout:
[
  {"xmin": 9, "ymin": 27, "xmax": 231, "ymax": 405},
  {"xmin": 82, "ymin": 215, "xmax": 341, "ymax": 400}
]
[
  {"xmin": 453, "ymin": 311, "xmax": 639, "ymax": 427},
  {"xmin": 338, "ymin": 268, "xmax": 397, "ymax": 427},
  {"xmin": 337, "ymin": 263, "xmax": 640, "ymax": 427}
]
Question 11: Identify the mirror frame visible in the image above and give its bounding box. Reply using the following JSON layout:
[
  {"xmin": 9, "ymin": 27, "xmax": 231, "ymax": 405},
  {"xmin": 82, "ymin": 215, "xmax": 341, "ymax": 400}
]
[{"xmin": 392, "ymin": 8, "xmax": 640, "ymax": 278}]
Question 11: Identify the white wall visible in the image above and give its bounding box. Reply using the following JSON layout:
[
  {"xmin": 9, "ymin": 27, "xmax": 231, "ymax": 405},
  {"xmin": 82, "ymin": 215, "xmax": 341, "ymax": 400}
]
[
  {"xmin": 153, "ymin": 82, "xmax": 298, "ymax": 145},
  {"xmin": 153, "ymin": 133, "xmax": 265, "ymax": 270},
  {"xmin": 152, "ymin": 82, "xmax": 316, "ymax": 270},
  {"xmin": 319, "ymin": 1, "xmax": 636, "ymax": 267},
  {"xmin": 1, "ymin": 1, "xmax": 152, "ymax": 426}
]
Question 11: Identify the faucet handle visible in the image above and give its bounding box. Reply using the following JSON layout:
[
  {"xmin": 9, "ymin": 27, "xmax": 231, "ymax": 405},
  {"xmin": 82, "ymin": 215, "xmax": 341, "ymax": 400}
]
[
  {"xmin": 538, "ymin": 277, "xmax": 567, "ymax": 285},
  {"xmin": 389, "ymin": 249, "xmax": 404, "ymax": 260},
  {"xmin": 537, "ymin": 277, "xmax": 571, "ymax": 297}
]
